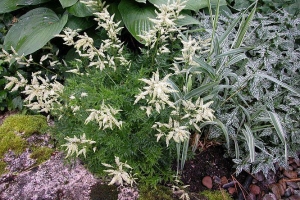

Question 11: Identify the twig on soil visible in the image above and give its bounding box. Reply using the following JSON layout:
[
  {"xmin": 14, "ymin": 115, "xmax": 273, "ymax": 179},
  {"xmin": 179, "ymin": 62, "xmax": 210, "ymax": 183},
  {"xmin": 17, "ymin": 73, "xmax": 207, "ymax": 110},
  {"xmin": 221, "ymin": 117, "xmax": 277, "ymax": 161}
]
[{"xmin": 283, "ymin": 178, "xmax": 300, "ymax": 182}]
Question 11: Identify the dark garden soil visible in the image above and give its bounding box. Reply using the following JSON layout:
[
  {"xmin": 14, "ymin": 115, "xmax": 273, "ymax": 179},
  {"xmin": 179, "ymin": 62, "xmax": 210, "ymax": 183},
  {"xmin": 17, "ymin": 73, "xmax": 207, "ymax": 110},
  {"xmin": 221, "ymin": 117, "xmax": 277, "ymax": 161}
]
[
  {"xmin": 181, "ymin": 145, "xmax": 235, "ymax": 192},
  {"xmin": 180, "ymin": 144, "xmax": 300, "ymax": 200}
]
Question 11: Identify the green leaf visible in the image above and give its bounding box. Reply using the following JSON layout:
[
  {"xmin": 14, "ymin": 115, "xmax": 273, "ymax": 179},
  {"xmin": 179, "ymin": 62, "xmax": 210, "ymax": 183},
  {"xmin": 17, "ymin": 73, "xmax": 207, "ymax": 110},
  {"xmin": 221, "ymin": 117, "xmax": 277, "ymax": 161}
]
[
  {"xmin": 135, "ymin": 0, "xmax": 147, "ymax": 3},
  {"xmin": 166, "ymin": 78, "xmax": 183, "ymax": 101},
  {"xmin": 216, "ymin": 47, "xmax": 251, "ymax": 58},
  {"xmin": 148, "ymin": 0, "xmax": 227, "ymax": 11},
  {"xmin": 4, "ymin": 8, "xmax": 68, "ymax": 56},
  {"xmin": 175, "ymin": 13, "xmax": 200, "ymax": 26},
  {"xmin": 268, "ymin": 111, "xmax": 287, "ymax": 163},
  {"xmin": 59, "ymin": 0, "xmax": 78, "ymax": 8},
  {"xmin": 184, "ymin": 81, "xmax": 218, "ymax": 100},
  {"xmin": 242, "ymin": 124, "xmax": 255, "ymax": 163},
  {"xmin": 192, "ymin": 56, "xmax": 216, "ymax": 77},
  {"xmin": 200, "ymin": 119, "xmax": 230, "ymax": 149},
  {"xmin": 67, "ymin": 1, "xmax": 93, "ymax": 17},
  {"xmin": 256, "ymin": 73, "xmax": 300, "ymax": 97},
  {"xmin": 119, "ymin": 0, "xmax": 156, "ymax": 43},
  {"xmin": 12, "ymin": 96, "xmax": 23, "ymax": 110},
  {"xmin": 232, "ymin": 2, "xmax": 256, "ymax": 48},
  {"xmin": 0, "ymin": 0, "xmax": 50, "ymax": 14},
  {"xmin": 219, "ymin": 12, "xmax": 243, "ymax": 44},
  {"xmin": 17, "ymin": 0, "xmax": 51, "ymax": 5},
  {"xmin": 65, "ymin": 15, "xmax": 95, "ymax": 30}
]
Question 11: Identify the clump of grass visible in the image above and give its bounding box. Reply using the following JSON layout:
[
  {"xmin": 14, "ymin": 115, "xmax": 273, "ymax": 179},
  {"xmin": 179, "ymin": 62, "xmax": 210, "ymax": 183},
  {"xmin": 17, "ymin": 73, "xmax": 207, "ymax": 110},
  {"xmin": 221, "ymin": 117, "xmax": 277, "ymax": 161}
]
[{"xmin": 200, "ymin": 189, "xmax": 233, "ymax": 200}]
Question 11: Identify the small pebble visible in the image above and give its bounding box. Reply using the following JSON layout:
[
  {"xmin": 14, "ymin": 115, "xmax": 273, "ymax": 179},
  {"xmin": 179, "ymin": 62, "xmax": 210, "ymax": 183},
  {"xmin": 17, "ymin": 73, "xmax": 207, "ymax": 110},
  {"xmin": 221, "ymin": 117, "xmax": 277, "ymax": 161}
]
[
  {"xmin": 290, "ymin": 163, "xmax": 298, "ymax": 170},
  {"xmin": 255, "ymin": 171, "xmax": 265, "ymax": 182},
  {"xmin": 288, "ymin": 194, "xmax": 300, "ymax": 200},
  {"xmin": 222, "ymin": 181, "xmax": 236, "ymax": 189},
  {"xmin": 213, "ymin": 176, "xmax": 221, "ymax": 185},
  {"xmin": 249, "ymin": 184, "xmax": 261, "ymax": 195},
  {"xmin": 287, "ymin": 181, "xmax": 299, "ymax": 189},
  {"xmin": 279, "ymin": 179, "xmax": 287, "ymax": 190},
  {"xmin": 262, "ymin": 193, "xmax": 277, "ymax": 200},
  {"xmin": 284, "ymin": 187, "xmax": 293, "ymax": 197},
  {"xmin": 283, "ymin": 170, "xmax": 298, "ymax": 179},
  {"xmin": 202, "ymin": 176, "xmax": 212, "ymax": 189},
  {"xmin": 221, "ymin": 176, "xmax": 228, "ymax": 185},
  {"xmin": 227, "ymin": 187, "xmax": 236, "ymax": 195},
  {"xmin": 269, "ymin": 184, "xmax": 282, "ymax": 199}
]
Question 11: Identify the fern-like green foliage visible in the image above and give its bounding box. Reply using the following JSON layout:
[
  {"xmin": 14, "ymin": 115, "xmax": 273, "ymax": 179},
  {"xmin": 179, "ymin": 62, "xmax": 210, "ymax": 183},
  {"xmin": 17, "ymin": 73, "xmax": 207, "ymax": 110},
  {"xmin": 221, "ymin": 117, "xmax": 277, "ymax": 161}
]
[{"xmin": 53, "ymin": 59, "xmax": 177, "ymax": 186}]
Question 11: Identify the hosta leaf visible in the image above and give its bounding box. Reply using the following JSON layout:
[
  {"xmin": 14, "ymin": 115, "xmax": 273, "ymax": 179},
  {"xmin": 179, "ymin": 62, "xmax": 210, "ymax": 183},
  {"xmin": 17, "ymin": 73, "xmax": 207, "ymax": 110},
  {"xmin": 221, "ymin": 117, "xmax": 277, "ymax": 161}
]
[
  {"xmin": 65, "ymin": 15, "xmax": 95, "ymax": 30},
  {"xmin": 4, "ymin": 8, "xmax": 68, "ymax": 56},
  {"xmin": 148, "ymin": 0, "xmax": 227, "ymax": 11},
  {"xmin": 0, "ymin": 0, "xmax": 50, "ymax": 13},
  {"xmin": 67, "ymin": 0, "xmax": 93, "ymax": 17},
  {"xmin": 59, "ymin": 0, "xmax": 78, "ymax": 8},
  {"xmin": 175, "ymin": 13, "xmax": 201, "ymax": 26},
  {"xmin": 119, "ymin": 0, "xmax": 156, "ymax": 43}
]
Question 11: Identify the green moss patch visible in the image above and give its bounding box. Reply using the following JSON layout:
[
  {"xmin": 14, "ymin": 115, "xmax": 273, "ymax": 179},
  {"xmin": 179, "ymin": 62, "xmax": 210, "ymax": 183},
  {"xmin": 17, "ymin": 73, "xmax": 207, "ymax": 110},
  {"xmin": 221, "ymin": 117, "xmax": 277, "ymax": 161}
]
[
  {"xmin": 0, "ymin": 114, "xmax": 47, "ymax": 137},
  {"xmin": 30, "ymin": 146, "xmax": 54, "ymax": 165},
  {"xmin": 200, "ymin": 189, "xmax": 233, "ymax": 200},
  {"xmin": 0, "ymin": 114, "xmax": 51, "ymax": 176},
  {"xmin": 139, "ymin": 185, "xmax": 174, "ymax": 200},
  {"xmin": 0, "ymin": 161, "xmax": 8, "ymax": 175}
]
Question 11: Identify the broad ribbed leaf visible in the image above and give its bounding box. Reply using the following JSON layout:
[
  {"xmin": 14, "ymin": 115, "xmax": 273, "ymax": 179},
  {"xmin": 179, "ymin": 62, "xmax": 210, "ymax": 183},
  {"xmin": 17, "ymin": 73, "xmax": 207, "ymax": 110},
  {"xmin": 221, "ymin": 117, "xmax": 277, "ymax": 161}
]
[
  {"xmin": 65, "ymin": 15, "xmax": 95, "ymax": 30},
  {"xmin": 119, "ymin": 0, "xmax": 156, "ymax": 43},
  {"xmin": 4, "ymin": 8, "xmax": 68, "ymax": 56},
  {"xmin": 67, "ymin": 1, "xmax": 93, "ymax": 17},
  {"xmin": 148, "ymin": 0, "xmax": 226, "ymax": 11},
  {"xmin": 268, "ymin": 111, "xmax": 288, "ymax": 163},
  {"xmin": 0, "ymin": 0, "xmax": 50, "ymax": 13},
  {"xmin": 175, "ymin": 13, "xmax": 201, "ymax": 26},
  {"xmin": 59, "ymin": 0, "xmax": 78, "ymax": 8}
]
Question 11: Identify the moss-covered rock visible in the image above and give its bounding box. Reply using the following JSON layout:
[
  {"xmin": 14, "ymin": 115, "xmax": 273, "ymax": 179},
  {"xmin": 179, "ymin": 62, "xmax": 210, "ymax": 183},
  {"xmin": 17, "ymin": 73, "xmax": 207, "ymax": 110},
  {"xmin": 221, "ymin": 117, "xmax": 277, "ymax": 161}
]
[
  {"xmin": 0, "ymin": 114, "xmax": 51, "ymax": 176},
  {"xmin": 0, "ymin": 114, "xmax": 47, "ymax": 137}
]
